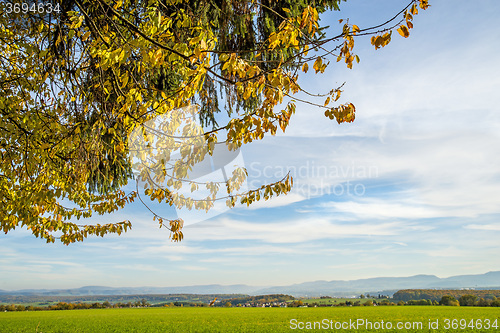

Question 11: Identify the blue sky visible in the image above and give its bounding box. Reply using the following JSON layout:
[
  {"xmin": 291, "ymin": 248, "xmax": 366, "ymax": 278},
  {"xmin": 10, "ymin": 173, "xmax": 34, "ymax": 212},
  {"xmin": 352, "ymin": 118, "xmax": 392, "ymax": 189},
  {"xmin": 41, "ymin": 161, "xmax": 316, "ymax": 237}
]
[{"xmin": 2, "ymin": 0, "xmax": 500, "ymax": 290}]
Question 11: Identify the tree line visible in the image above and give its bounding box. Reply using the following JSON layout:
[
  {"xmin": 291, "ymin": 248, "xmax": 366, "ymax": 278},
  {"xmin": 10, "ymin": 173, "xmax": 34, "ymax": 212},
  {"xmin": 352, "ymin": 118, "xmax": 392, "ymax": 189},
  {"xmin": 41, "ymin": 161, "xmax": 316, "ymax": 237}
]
[
  {"xmin": 0, "ymin": 300, "xmax": 149, "ymax": 312},
  {"xmin": 393, "ymin": 289, "xmax": 500, "ymax": 302}
]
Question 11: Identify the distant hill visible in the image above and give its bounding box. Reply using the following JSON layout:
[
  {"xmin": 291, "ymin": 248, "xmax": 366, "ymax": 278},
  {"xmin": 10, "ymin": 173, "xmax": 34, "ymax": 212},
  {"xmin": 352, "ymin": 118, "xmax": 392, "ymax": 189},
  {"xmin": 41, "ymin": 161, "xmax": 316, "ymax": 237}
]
[
  {"xmin": 0, "ymin": 285, "xmax": 263, "ymax": 297},
  {"xmin": 432, "ymin": 271, "xmax": 500, "ymax": 288},
  {"xmin": 2, "ymin": 271, "xmax": 499, "ymax": 298},
  {"xmin": 253, "ymin": 271, "xmax": 500, "ymax": 297}
]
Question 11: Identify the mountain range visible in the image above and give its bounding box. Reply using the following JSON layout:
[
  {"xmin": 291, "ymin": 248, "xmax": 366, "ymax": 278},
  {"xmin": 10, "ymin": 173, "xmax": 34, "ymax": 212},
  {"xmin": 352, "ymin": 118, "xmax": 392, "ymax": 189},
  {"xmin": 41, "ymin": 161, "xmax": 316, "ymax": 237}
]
[{"xmin": 1, "ymin": 271, "xmax": 499, "ymax": 298}]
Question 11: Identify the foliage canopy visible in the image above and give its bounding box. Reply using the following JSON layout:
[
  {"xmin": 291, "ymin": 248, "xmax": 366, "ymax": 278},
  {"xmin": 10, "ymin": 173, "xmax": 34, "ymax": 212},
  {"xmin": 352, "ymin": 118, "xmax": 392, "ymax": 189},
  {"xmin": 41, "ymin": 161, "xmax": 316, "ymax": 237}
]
[{"xmin": 0, "ymin": 0, "xmax": 428, "ymax": 244}]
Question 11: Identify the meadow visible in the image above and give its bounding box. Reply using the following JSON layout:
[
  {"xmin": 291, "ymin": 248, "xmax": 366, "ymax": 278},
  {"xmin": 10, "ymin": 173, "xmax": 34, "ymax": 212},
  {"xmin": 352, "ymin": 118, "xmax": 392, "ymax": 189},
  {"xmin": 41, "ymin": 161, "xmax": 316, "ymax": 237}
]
[{"xmin": 1, "ymin": 306, "xmax": 499, "ymax": 332}]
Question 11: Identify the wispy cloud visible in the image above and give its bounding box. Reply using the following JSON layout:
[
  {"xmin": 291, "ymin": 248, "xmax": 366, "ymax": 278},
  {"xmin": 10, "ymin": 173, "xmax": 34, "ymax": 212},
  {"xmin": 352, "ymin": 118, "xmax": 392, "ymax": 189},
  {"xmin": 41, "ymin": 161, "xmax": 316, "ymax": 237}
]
[
  {"xmin": 318, "ymin": 199, "xmax": 443, "ymax": 220},
  {"xmin": 180, "ymin": 265, "xmax": 207, "ymax": 271},
  {"xmin": 464, "ymin": 224, "xmax": 500, "ymax": 231},
  {"xmin": 183, "ymin": 217, "xmax": 411, "ymax": 243}
]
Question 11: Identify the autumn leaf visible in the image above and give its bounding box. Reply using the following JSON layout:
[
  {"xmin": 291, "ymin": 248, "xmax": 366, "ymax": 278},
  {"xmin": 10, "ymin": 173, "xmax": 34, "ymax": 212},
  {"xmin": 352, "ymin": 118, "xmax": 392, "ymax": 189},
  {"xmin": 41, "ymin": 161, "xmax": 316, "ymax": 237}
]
[{"xmin": 398, "ymin": 25, "xmax": 410, "ymax": 38}]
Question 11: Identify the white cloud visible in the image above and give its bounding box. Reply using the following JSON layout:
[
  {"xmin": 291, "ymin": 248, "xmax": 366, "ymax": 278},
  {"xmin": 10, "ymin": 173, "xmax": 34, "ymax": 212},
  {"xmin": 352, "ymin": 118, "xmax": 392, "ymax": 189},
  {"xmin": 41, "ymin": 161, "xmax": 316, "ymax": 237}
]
[
  {"xmin": 415, "ymin": 247, "xmax": 469, "ymax": 258},
  {"xmin": 464, "ymin": 224, "xmax": 500, "ymax": 231},
  {"xmin": 180, "ymin": 265, "xmax": 207, "ymax": 271},
  {"xmin": 113, "ymin": 264, "xmax": 163, "ymax": 272},
  {"xmin": 319, "ymin": 199, "xmax": 443, "ymax": 220},
  {"xmin": 184, "ymin": 217, "xmax": 407, "ymax": 243}
]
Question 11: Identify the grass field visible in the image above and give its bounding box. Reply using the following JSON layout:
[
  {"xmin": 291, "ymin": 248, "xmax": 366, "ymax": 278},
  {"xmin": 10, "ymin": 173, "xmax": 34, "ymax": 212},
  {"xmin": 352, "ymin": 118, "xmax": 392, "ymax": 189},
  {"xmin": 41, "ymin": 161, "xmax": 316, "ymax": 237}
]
[{"xmin": 0, "ymin": 306, "xmax": 499, "ymax": 332}]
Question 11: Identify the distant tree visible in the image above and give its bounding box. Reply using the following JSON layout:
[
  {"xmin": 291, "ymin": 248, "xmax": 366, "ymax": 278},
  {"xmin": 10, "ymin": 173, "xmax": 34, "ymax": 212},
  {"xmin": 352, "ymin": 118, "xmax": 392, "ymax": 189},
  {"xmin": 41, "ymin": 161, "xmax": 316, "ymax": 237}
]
[
  {"xmin": 224, "ymin": 302, "xmax": 232, "ymax": 307},
  {"xmin": 477, "ymin": 298, "xmax": 491, "ymax": 307},
  {"xmin": 458, "ymin": 295, "xmax": 477, "ymax": 307},
  {"xmin": 5, "ymin": 304, "xmax": 16, "ymax": 311},
  {"xmin": 91, "ymin": 302, "xmax": 102, "ymax": 309},
  {"xmin": 288, "ymin": 300, "xmax": 304, "ymax": 307},
  {"xmin": 360, "ymin": 294, "xmax": 365, "ymax": 299},
  {"xmin": 394, "ymin": 289, "xmax": 500, "ymax": 302},
  {"xmin": 407, "ymin": 299, "xmax": 432, "ymax": 306},
  {"xmin": 363, "ymin": 300, "xmax": 373, "ymax": 306},
  {"xmin": 439, "ymin": 295, "xmax": 454, "ymax": 306},
  {"xmin": 440, "ymin": 296, "xmax": 459, "ymax": 306}
]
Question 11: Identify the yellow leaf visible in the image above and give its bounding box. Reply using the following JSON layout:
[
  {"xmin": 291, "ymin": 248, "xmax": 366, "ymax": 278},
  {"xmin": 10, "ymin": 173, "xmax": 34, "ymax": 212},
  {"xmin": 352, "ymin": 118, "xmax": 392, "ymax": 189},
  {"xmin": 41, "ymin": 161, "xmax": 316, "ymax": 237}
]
[
  {"xmin": 334, "ymin": 90, "xmax": 341, "ymax": 101},
  {"xmin": 120, "ymin": 74, "xmax": 129, "ymax": 89},
  {"xmin": 115, "ymin": 142, "xmax": 125, "ymax": 153},
  {"xmin": 302, "ymin": 63, "xmax": 308, "ymax": 73},
  {"xmin": 410, "ymin": 3, "xmax": 418, "ymax": 15},
  {"xmin": 82, "ymin": 31, "xmax": 91, "ymax": 41},
  {"xmin": 194, "ymin": 47, "xmax": 201, "ymax": 58},
  {"xmin": 313, "ymin": 57, "xmax": 322, "ymax": 73},
  {"xmin": 397, "ymin": 25, "xmax": 410, "ymax": 38}
]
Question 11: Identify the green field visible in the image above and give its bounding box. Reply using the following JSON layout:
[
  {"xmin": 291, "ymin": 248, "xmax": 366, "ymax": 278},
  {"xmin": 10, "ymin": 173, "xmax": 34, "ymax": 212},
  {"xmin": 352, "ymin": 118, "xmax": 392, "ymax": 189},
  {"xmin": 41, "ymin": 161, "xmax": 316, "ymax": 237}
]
[{"xmin": 0, "ymin": 306, "xmax": 499, "ymax": 332}]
